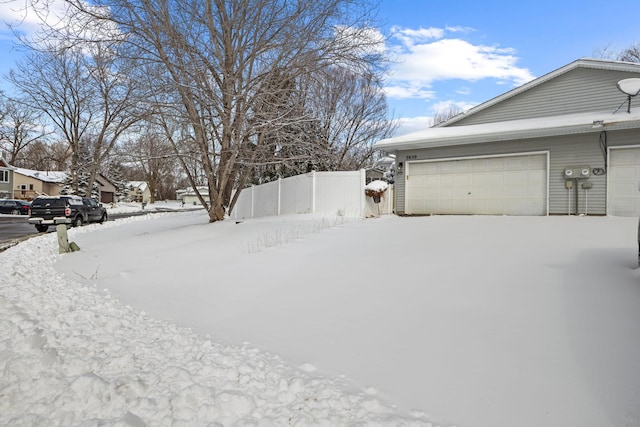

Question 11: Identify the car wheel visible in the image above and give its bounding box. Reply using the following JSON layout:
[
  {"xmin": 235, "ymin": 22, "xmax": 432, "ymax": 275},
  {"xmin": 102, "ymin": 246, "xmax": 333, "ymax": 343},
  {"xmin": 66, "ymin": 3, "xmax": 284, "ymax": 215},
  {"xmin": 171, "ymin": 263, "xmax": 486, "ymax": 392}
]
[
  {"xmin": 98, "ymin": 213, "xmax": 107, "ymax": 224},
  {"xmin": 73, "ymin": 216, "xmax": 83, "ymax": 227},
  {"xmin": 11, "ymin": 209, "xmax": 19, "ymax": 215},
  {"xmin": 35, "ymin": 225, "xmax": 48, "ymax": 232}
]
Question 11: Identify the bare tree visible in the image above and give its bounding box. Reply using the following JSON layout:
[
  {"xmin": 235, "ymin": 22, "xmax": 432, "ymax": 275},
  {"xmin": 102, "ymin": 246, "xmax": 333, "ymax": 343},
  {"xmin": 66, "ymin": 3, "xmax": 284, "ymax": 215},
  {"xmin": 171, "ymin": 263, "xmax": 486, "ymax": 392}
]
[
  {"xmin": 0, "ymin": 92, "xmax": 7, "ymax": 136},
  {"xmin": 618, "ymin": 44, "xmax": 640, "ymax": 63},
  {"xmin": 9, "ymin": 48, "xmax": 89, "ymax": 190},
  {"xmin": 17, "ymin": 139, "xmax": 71, "ymax": 171},
  {"xmin": 119, "ymin": 128, "xmax": 179, "ymax": 203},
  {"xmin": 0, "ymin": 98, "xmax": 50, "ymax": 164},
  {"xmin": 310, "ymin": 67, "xmax": 396, "ymax": 170},
  {"xmin": 593, "ymin": 43, "xmax": 640, "ymax": 63},
  {"xmin": 431, "ymin": 105, "xmax": 463, "ymax": 127},
  {"xmin": 51, "ymin": 0, "xmax": 385, "ymax": 222},
  {"xmin": 251, "ymin": 67, "xmax": 396, "ymax": 182},
  {"xmin": 8, "ymin": 40, "xmax": 145, "ymax": 198}
]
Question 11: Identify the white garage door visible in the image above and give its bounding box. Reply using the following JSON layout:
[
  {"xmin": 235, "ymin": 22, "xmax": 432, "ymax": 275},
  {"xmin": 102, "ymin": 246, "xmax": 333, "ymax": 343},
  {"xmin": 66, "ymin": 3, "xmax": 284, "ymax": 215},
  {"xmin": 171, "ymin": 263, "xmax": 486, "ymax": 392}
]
[
  {"xmin": 406, "ymin": 153, "xmax": 548, "ymax": 215},
  {"xmin": 608, "ymin": 147, "xmax": 640, "ymax": 217}
]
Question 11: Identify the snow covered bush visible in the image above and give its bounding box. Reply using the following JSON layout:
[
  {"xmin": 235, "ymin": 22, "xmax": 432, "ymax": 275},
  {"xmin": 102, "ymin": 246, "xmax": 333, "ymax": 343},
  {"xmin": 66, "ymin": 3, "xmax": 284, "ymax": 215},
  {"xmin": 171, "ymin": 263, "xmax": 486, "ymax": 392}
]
[{"xmin": 364, "ymin": 180, "xmax": 389, "ymax": 203}]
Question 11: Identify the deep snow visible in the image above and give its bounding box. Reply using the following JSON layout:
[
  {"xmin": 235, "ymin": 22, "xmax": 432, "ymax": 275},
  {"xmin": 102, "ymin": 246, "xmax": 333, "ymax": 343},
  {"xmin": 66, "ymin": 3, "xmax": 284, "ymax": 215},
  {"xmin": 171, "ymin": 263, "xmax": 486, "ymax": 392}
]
[{"xmin": 2, "ymin": 208, "xmax": 640, "ymax": 427}]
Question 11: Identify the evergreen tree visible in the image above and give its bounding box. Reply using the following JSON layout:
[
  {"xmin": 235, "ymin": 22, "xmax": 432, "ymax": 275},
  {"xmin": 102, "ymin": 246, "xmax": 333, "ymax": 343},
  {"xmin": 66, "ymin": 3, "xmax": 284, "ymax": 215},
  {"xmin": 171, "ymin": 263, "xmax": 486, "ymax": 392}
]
[{"xmin": 105, "ymin": 161, "xmax": 127, "ymax": 202}]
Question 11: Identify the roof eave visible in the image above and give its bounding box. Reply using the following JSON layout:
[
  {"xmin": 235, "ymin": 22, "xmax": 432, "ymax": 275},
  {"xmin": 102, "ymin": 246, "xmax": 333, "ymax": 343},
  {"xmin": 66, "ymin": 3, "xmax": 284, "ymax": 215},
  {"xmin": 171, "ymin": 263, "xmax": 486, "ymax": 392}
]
[{"xmin": 375, "ymin": 120, "xmax": 640, "ymax": 153}]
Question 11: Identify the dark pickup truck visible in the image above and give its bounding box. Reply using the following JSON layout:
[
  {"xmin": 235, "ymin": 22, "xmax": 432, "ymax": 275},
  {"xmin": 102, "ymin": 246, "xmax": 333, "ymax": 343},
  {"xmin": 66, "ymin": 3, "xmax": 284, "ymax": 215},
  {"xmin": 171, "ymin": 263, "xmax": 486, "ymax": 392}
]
[{"xmin": 28, "ymin": 195, "xmax": 108, "ymax": 232}]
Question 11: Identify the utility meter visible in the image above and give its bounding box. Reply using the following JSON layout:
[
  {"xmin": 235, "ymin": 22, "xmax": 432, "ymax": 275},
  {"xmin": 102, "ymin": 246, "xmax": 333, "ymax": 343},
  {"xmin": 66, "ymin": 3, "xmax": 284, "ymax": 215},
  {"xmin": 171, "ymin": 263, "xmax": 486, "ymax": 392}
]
[{"xmin": 564, "ymin": 167, "xmax": 591, "ymax": 178}]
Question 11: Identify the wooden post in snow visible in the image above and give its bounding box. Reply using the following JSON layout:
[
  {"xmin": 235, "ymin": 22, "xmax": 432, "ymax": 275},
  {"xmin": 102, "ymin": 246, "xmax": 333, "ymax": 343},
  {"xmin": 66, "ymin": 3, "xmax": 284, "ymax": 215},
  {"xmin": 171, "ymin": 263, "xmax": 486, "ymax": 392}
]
[{"xmin": 56, "ymin": 224, "xmax": 70, "ymax": 254}]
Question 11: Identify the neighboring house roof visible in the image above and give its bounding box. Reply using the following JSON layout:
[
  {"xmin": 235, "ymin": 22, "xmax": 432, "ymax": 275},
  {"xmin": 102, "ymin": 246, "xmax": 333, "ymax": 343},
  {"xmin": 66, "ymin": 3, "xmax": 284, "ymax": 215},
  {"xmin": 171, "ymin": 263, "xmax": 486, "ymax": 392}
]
[
  {"xmin": 374, "ymin": 110, "xmax": 640, "ymax": 152},
  {"xmin": 439, "ymin": 58, "xmax": 640, "ymax": 127},
  {"xmin": 14, "ymin": 168, "xmax": 67, "ymax": 183},
  {"xmin": 374, "ymin": 155, "xmax": 395, "ymax": 169},
  {"xmin": 176, "ymin": 186, "xmax": 209, "ymax": 197},
  {"xmin": 127, "ymin": 181, "xmax": 149, "ymax": 192},
  {"xmin": 0, "ymin": 157, "xmax": 16, "ymax": 169},
  {"xmin": 95, "ymin": 173, "xmax": 116, "ymax": 188}
]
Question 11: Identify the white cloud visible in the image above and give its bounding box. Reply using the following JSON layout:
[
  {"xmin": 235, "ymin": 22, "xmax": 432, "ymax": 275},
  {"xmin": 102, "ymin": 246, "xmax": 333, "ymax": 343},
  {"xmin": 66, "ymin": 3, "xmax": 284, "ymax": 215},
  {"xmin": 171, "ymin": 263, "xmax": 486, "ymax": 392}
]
[
  {"xmin": 391, "ymin": 99, "xmax": 478, "ymax": 135},
  {"xmin": 389, "ymin": 26, "xmax": 444, "ymax": 46},
  {"xmin": 383, "ymin": 84, "xmax": 436, "ymax": 100},
  {"xmin": 384, "ymin": 26, "xmax": 535, "ymax": 100},
  {"xmin": 444, "ymin": 25, "xmax": 475, "ymax": 34},
  {"xmin": 431, "ymin": 99, "xmax": 477, "ymax": 114},
  {"xmin": 392, "ymin": 115, "xmax": 434, "ymax": 135},
  {"xmin": 0, "ymin": 0, "xmax": 118, "ymax": 47},
  {"xmin": 0, "ymin": 0, "xmax": 68, "ymax": 38}
]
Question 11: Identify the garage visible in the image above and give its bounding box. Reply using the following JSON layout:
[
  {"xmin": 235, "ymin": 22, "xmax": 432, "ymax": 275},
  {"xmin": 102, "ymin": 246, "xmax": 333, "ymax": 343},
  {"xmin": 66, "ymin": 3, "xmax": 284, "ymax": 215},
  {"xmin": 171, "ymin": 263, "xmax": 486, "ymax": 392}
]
[
  {"xmin": 608, "ymin": 146, "xmax": 640, "ymax": 217},
  {"xmin": 405, "ymin": 153, "xmax": 548, "ymax": 215}
]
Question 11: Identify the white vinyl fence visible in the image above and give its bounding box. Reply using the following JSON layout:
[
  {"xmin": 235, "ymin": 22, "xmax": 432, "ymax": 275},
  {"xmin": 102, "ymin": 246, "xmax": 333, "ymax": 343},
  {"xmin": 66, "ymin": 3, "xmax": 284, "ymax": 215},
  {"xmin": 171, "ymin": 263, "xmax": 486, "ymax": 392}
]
[{"xmin": 231, "ymin": 170, "xmax": 393, "ymax": 220}]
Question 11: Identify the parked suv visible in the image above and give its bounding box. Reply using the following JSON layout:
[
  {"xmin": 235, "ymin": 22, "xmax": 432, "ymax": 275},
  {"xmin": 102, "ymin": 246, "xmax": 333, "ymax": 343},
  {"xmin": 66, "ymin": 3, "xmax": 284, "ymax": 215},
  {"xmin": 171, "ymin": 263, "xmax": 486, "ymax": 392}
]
[
  {"xmin": 0, "ymin": 199, "xmax": 31, "ymax": 215},
  {"xmin": 28, "ymin": 195, "xmax": 107, "ymax": 232}
]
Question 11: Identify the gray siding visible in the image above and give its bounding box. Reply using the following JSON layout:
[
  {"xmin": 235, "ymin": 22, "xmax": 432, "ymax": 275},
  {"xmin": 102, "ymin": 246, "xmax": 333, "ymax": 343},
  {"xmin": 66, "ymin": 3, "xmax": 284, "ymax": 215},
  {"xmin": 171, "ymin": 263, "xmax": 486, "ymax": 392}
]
[
  {"xmin": 394, "ymin": 129, "xmax": 639, "ymax": 215},
  {"xmin": 0, "ymin": 170, "xmax": 12, "ymax": 197},
  {"xmin": 451, "ymin": 68, "xmax": 640, "ymax": 126}
]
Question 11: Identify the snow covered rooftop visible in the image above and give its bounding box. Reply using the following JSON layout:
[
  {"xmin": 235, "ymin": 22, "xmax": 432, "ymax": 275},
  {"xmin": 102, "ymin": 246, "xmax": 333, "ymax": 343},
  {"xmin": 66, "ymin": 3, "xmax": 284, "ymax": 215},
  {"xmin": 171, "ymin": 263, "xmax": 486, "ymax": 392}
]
[
  {"xmin": 14, "ymin": 168, "xmax": 67, "ymax": 183},
  {"xmin": 374, "ymin": 110, "xmax": 640, "ymax": 152},
  {"xmin": 127, "ymin": 181, "xmax": 148, "ymax": 191}
]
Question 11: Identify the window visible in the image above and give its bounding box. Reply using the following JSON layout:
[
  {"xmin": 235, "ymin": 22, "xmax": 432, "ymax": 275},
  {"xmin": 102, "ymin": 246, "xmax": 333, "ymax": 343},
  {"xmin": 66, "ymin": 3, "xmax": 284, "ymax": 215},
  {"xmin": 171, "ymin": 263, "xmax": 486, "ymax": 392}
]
[{"xmin": 0, "ymin": 170, "xmax": 8, "ymax": 183}]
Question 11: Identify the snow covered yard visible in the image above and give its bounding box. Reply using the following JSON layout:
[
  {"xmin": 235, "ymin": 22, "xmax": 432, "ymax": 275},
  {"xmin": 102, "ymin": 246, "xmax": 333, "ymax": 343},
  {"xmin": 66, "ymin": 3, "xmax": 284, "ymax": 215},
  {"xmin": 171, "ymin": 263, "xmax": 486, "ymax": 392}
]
[{"xmin": 2, "ymin": 211, "xmax": 640, "ymax": 427}]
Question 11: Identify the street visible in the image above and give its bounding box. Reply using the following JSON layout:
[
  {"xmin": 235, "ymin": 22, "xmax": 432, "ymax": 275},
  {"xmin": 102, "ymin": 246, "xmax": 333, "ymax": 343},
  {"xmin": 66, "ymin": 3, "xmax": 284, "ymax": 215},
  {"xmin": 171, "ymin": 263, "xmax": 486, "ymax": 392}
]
[
  {"xmin": 0, "ymin": 209, "xmax": 183, "ymax": 252},
  {"xmin": 0, "ymin": 215, "xmax": 39, "ymax": 241}
]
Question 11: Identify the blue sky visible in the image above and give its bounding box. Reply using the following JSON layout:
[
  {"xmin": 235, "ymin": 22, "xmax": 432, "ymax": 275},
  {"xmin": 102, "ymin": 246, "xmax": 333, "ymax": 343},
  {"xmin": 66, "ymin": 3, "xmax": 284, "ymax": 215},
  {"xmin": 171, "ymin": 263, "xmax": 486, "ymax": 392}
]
[
  {"xmin": 377, "ymin": 0, "xmax": 640, "ymax": 133},
  {"xmin": 1, "ymin": 0, "xmax": 639, "ymax": 135}
]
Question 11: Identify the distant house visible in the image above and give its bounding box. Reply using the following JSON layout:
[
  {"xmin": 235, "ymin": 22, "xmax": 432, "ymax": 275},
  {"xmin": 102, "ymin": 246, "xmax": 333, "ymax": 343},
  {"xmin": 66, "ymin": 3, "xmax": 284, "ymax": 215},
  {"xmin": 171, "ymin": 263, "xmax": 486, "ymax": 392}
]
[
  {"xmin": 374, "ymin": 58, "xmax": 640, "ymax": 217},
  {"xmin": 12, "ymin": 168, "xmax": 116, "ymax": 203},
  {"xmin": 95, "ymin": 174, "xmax": 117, "ymax": 204},
  {"xmin": 366, "ymin": 155, "xmax": 396, "ymax": 184},
  {"xmin": 0, "ymin": 155, "xmax": 15, "ymax": 198},
  {"xmin": 176, "ymin": 186, "xmax": 210, "ymax": 205},
  {"xmin": 126, "ymin": 181, "xmax": 152, "ymax": 203},
  {"xmin": 13, "ymin": 168, "xmax": 67, "ymax": 199}
]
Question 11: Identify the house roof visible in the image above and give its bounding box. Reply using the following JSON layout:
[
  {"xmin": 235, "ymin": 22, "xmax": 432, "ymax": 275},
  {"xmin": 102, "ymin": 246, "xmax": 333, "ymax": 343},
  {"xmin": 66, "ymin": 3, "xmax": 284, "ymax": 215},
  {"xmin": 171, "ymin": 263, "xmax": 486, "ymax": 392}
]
[
  {"xmin": 374, "ymin": 110, "xmax": 640, "ymax": 152},
  {"xmin": 176, "ymin": 186, "xmax": 209, "ymax": 197},
  {"xmin": 438, "ymin": 58, "xmax": 640, "ymax": 127},
  {"xmin": 15, "ymin": 168, "xmax": 67, "ymax": 183},
  {"xmin": 374, "ymin": 58, "xmax": 640, "ymax": 153},
  {"xmin": 127, "ymin": 181, "xmax": 149, "ymax": 192},
  {"xmin": 0, "ymin": 158, "xmax": 16, "ymax": 169}
]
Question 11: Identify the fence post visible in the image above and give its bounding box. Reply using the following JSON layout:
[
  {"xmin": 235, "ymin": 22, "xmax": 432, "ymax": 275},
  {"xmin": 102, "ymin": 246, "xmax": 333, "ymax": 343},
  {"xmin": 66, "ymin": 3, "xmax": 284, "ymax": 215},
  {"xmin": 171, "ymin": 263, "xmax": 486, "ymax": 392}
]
[
  {"xmin": 250, "ymin": 185, "xmax": 255, "ymax": 219},
  {"xmin": 360, "ymin": 169, "xmax": 366, "ymax": 218},
  {"xmin": 311, "ymin": 170, "xmax": 316, "ymax": 214},
  {"xmin": 277, "ymin": 178, "xmax": 281, "ymax": 216}
]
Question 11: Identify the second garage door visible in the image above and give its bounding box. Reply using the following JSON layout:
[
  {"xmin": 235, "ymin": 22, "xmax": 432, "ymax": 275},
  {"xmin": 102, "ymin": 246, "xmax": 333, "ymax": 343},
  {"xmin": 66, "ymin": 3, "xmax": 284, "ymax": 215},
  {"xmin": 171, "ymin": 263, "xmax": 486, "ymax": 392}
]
[
  {"xmin": 405, "ymin": 153, "xmax": 548, "ymax": 216},
  {"xmin": 608, "ymin": 146, "xmax": 640, "ymax": 217}
]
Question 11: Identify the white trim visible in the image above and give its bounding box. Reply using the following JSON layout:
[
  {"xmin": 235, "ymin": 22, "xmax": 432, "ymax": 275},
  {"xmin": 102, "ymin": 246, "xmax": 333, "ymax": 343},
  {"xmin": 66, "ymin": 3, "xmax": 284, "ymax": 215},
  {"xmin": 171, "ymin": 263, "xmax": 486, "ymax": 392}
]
[
  {"xmin": 606, "ymin": 144, "xmax": 640, "ymax": 216},
  {"xmin": 376, "ymin": 110, "xmax": 640, "ymax": 152},
  {"xmin": 405, "ymin": 150, "xmax": 549, "ymax": 165},
  {"xmin": 405, "ymin": 151, "xmax": 550, "ymax": 216}
]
